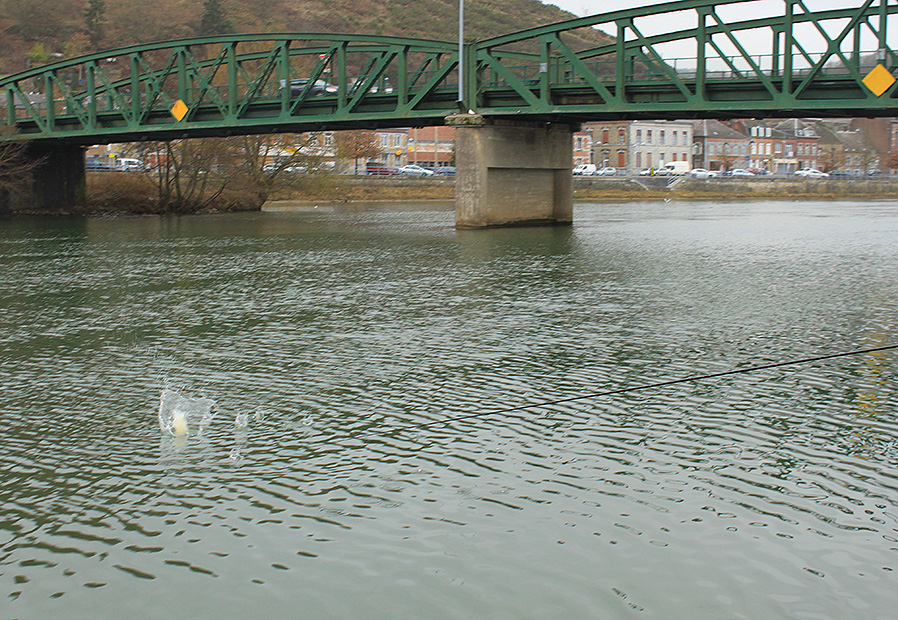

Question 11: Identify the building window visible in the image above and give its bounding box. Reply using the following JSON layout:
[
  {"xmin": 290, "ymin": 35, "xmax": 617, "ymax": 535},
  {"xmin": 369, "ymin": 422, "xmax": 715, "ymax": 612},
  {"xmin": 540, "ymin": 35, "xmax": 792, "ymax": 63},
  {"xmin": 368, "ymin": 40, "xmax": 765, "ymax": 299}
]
[
  {"xmin": 636, "ymin": 130, "xmax": 642, "ymax": 144},
  {"xmin": 619, "ymin": 130, "xmax": 626, "ymax": 145},
  {"xmin": 647, "ymin": 130, "xmax": 653, "ymax": 144},
  {"xmin": 660, "ymin": 130, "xmax": 666, "ymax": 145},
  {"xmin": 602, "ymin": 128, "xmax": 610, "ymax": 143}
]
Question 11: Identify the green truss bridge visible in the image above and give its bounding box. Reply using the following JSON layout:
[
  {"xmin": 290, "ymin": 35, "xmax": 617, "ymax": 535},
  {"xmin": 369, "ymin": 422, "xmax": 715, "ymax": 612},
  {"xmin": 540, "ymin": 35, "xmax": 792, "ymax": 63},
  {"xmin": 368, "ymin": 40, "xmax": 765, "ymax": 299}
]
[{"xmin": 2, "ymin": 0, "xmax": 897, "ymax": 225}]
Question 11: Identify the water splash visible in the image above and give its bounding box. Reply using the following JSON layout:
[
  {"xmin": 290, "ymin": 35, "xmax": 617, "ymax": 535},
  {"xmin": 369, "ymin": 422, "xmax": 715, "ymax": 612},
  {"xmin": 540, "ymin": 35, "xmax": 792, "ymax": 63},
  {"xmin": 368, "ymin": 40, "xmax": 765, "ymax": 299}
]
[
  {"xmin": 158, "ymin": 389, "xmax": 216, "ymax": 437},
  {"xmin": 234, "ymin": 412, "xmax": 249, "ymax": 429}
]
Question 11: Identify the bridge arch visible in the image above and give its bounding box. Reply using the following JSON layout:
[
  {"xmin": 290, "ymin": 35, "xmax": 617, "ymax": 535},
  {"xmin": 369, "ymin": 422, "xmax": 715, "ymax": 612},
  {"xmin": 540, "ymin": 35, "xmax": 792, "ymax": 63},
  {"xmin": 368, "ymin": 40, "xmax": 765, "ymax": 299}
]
[
  {"xmin": 2, "ymin": 0, "xmax": 897, "ymax": 145},
  {"xmin": 471, "ymin": 0, "xmax": 898, "ymax": 120},
  {"xmin": 2, "ymin": 33, "xmax": 461, "ymax": 144}
]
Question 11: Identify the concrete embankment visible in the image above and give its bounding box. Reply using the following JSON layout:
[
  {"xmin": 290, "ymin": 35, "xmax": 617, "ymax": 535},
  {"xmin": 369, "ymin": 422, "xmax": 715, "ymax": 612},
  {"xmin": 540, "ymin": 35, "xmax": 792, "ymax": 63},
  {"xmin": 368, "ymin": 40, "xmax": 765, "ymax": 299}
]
[
  {"xmin": 572, "ymin": 175, "xmax": 898, "ymax": 199},
  {"xmin": 272, "ymin": 175, "xmax": 898, "ymax": 205}
]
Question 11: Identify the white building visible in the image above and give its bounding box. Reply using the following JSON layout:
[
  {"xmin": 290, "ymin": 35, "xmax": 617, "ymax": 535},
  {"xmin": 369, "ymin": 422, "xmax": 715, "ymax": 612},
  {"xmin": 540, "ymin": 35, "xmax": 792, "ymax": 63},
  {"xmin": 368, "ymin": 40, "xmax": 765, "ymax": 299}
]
[{"xmin": 628, "ymin": 120, "xmax": 693, "ymax": 172}]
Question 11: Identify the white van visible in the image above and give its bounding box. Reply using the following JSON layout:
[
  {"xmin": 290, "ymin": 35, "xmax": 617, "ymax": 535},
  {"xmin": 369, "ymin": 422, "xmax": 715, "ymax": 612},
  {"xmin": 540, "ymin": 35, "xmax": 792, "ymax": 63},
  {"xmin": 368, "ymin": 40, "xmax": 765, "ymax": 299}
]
[
  {"xmin": 659, "ymin": 161, "xmax": 690, "ymax": 175},
  {"xmin": 573, "ymin": 164, "xmax": 597, "ymax": 176},
  {"xmin": 118, "ymin": 158, "xmax": 144, "ymax": 172}
]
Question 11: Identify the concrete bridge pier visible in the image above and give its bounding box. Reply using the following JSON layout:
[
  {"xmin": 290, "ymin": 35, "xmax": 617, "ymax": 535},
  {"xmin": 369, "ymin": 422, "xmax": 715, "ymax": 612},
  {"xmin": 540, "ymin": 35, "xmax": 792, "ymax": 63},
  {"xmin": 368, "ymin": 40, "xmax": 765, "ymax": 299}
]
[
  {"xmin": 2, "ymin": 144, "xmax": 86, "ymax": 213},
  {"xmin": 447, "ymin": 114, "xmax": 575, "ymax": 229}
]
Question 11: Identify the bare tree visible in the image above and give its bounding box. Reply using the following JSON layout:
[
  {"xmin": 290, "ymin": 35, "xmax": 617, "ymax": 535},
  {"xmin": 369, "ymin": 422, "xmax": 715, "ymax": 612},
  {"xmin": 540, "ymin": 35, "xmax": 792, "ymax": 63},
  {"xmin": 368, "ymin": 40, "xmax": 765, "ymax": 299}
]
[
  {"xmin": 0, "ymin": 126, "xmax": 38, "ymax": 214},
  {"xmin": 335, "ymin": 130, "xmax": 380, "ymax": 175},
  {"xmin": 817, "ymin": 145, "xmax": 845, "ymax": 173},
  {"xmin": 887, "ymin": 151, "xmax": 898, "ymax": 172},
  {"xmin": 128, "ymin": 138, "xmax": 230, "ymax": 212},
  {"xmin": 128, "ymin": 133, "xmax": 331, "ymax": 210},
  {"xmin": 229, "ymin": 132, "xmax": 325, "ymax": 201}
]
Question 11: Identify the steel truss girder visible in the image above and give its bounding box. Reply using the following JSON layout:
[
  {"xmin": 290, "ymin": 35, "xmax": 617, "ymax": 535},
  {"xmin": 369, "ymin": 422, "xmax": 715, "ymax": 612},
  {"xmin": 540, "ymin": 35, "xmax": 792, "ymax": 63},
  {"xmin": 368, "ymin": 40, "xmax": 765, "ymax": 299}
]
[
  {"xmin": 473, "ymin": 0, "xmax": 898, "ymax": 117},
  {"xmin": 2, "ymin": 33, "xmax": 459, "ymax": 143},
  {"xmin": 2, "ymin": 1, "xmax": 898, "ymax": 145}
]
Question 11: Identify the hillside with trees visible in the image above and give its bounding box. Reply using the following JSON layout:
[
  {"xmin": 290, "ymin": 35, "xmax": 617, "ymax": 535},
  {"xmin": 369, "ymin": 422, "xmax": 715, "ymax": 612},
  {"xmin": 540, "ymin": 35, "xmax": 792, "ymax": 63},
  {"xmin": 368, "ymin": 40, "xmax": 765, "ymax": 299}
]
[{"xmin": 0, "ymin": 0, "xmax": 611, "ymax": 75}]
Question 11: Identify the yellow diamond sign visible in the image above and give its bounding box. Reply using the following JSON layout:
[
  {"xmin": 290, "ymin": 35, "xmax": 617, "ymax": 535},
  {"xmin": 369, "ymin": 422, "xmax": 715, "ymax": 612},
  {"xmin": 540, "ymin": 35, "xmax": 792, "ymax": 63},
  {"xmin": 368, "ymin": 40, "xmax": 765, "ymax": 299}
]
[
  {"xmin": 170, "ymin": 99, "xmax": 189, "ymax": 121},
  {"xmin": 862, "ymin": 64, "xmax": 895, "ymax": 97}
]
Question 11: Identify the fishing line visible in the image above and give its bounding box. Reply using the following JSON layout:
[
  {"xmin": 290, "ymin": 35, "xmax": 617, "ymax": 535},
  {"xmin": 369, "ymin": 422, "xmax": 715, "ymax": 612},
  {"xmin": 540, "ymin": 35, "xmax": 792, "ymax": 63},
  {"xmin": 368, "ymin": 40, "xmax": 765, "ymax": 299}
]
[{"xmin": 375, "ymin": 344, "xmax": 898, "ymax": 435}]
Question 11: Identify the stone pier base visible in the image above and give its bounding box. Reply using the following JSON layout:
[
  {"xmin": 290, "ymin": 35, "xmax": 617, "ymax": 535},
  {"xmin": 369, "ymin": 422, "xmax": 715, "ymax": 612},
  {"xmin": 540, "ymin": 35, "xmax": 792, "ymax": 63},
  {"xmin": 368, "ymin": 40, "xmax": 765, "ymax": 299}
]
[{"xmin": 447, "ymin": 114, "xmax": 575, "ymax": 229}]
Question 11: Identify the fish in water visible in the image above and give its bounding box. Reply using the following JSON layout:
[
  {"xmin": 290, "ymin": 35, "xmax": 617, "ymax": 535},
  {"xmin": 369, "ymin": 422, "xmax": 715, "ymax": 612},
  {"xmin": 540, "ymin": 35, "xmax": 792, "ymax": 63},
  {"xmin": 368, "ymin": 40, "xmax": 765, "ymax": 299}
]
[
  {"xmin": 171, "ymin": 409, "xmax": 189, "ymax": 437},
  {"xmin": 159, "ymin": 389, "xmax": 215, "ymax": 437}
]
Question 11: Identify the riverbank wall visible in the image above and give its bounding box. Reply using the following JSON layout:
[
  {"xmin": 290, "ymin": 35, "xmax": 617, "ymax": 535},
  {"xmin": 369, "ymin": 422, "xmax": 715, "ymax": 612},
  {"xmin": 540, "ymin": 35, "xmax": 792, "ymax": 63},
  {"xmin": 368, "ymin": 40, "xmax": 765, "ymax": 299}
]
[{"xmin": 282, "ymin": 175, "xmax": 898, "ymax": 203}]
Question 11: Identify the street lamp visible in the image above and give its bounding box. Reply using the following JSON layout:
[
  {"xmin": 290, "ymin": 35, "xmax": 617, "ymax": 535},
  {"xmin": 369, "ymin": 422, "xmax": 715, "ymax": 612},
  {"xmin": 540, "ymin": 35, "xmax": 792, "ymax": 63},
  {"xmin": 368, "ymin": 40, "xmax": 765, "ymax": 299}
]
[{"xmin": 458, "ymin": 0, "xmax": 464, "ymax": 108}]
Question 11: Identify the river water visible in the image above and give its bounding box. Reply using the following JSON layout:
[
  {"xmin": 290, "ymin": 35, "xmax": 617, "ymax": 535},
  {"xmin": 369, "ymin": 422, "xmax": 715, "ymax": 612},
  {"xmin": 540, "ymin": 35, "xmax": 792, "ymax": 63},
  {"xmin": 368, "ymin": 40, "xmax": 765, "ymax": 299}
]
[{"xmin": 1, "ymin": 199, "xmax": 897, "ymax": 619}]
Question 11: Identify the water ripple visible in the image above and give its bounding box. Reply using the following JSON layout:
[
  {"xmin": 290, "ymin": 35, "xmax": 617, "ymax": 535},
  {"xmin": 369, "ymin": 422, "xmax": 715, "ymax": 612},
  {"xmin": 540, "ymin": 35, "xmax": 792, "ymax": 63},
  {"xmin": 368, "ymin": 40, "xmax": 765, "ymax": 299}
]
[{"xmin": 2, "ymin": 203, "xmax": 898, "ymax": 618}]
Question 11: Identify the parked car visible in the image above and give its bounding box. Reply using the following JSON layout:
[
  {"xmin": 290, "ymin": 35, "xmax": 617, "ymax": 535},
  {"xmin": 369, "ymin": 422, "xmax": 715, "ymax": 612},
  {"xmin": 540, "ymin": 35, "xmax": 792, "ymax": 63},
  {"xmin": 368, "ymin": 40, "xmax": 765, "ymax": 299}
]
[
  {"xmin": 281, "ymin": 78, "xmax": 338, "ymax": 97},
  {"xmin": 365, "ymin": 162, "xmax": 399, "ymax": 175},
  {"xmin": 595, "ymin": 166, "xmax": 617, "ymax": 176},
  {"xmin": 433, "ymin": 166, "xmax": 456, "ymax": 176},
  {"xmin": 828, "ymin": 170, "xmax": 853, "ymax": 178},
  {"xmin": 747, "ymin": 168, "xmax": 770, "ymax": 176},
  {"xmin": 689, "ymin": 168, "xmax": 718, "ymax": 179},
  {"xmin": 727, "ymin": 168, "xmax": 755, "ymax": 177},
  {"xmin": 794, "ymin": 168, "xmax": 829, "ymax": 179},
  {"xmin": 398, "ymin": 164, "xmax": 434, "ymax": 176},
  {"xmin": 573, "ymin": 164, "xmax": 597, "ymax": 176}
]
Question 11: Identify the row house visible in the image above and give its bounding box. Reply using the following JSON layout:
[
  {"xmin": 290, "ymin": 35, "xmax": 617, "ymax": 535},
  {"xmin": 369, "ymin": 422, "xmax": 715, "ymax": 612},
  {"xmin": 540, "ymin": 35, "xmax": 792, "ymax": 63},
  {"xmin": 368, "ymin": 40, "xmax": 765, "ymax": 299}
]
[
  {"xmin": 629, "ymin": 120, "xmax": 693, "ymax": 171},
  {"xmin": 691, "ymin": 120, "xmax": 748, "ymax": 171},
  {"xmin": 766, "ymin": 119, "xmax": 821, "ymax": 172},
  {"xmin": 407, "ymin": 126, "xmax": 455, "ymax": 169},
  {"xmin": 584, "ymin": 120, "xmax": 693, "ymax": 171},
  {"xmin": 573, "ymin": 130, "xmax": 593, "ymax": 167},
  {"xmin": 377, "ymin": 130, "xmax": 409, "ymax": 168},
  {"xmin": 586, "ymin": 121, "xmax": 629, "ymax": 168}
]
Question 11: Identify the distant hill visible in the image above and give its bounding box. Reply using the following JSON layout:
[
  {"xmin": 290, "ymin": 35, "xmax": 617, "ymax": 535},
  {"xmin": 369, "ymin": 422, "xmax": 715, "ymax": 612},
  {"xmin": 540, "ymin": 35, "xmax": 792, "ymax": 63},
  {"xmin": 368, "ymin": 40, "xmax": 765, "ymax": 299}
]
[{"xmin": 0, "ymin": 0, "xmax": 613, "ymax": 75}]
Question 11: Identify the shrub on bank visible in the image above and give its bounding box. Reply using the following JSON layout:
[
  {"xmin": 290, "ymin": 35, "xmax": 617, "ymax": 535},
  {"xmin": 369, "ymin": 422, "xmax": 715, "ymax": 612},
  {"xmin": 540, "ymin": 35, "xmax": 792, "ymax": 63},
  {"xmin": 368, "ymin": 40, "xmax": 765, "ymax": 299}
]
[
  {"xmin": 86, "ymin": 172, "xmax": 158, "ymax": 214},
  {"xmin": 85, "ymin": 171, "xmax": 265, "ymax": 214}
]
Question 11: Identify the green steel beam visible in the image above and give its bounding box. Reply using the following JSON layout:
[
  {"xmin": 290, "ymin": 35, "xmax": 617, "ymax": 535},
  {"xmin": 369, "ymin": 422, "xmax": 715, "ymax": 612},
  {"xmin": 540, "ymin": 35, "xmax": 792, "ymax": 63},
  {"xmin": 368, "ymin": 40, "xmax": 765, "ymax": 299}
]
[{"xmin": 1, "ymin": 1, "xmax": 896, "ymax": 145}]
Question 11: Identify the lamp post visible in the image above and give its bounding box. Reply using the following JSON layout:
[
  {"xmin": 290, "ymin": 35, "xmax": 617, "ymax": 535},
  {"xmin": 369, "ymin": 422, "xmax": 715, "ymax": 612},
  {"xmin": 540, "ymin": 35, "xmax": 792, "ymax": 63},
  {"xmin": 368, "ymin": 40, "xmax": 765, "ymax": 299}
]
[{"xmin": 458, "ymin": 0, "xmax": 464, "ymax": 108}]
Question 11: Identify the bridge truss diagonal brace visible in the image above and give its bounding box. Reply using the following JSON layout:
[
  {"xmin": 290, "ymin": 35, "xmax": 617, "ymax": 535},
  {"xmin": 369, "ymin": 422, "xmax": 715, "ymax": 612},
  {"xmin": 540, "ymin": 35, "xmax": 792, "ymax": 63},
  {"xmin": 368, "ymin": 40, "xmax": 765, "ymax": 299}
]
[
  {"xmin": 790, "ymin": 0, "xmax": 878, "ymax": 99},
  {"xmin": 134, "ymin": 52, "xmax": 181, "ymax": 126},
  {"xmin": 339, "ymin": 49, "xmax": 402, "ymax": 116},
  {"xmin": 706, "ymin": 9, "xmax": 781, "ymax": 99},
  {"xmin": 236, "ymin": 47, "xmax": 281, "ymax": 119},
  {"xmin": 624, "ymin": 20, "xmax": 698, "ymax": 103},
  {"xmin": 478, "ymin": 52, "xmax": 543, "ymax": 108},
  {"xmin": 545, "ymin": 34, "xmax": 618, "ymax": 106},
  {"xmin": 398, "ymin": 53, "xmax": 460, "ymax": 116},
  {"xmin": 180, "ymin": 46, "xmax": 231, "ymax": 122}
]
